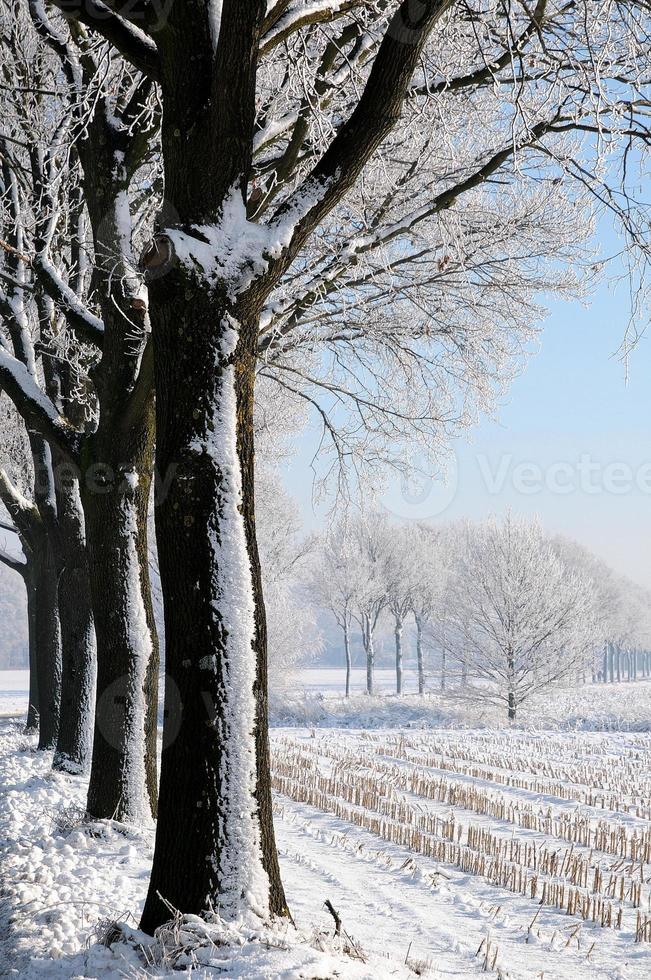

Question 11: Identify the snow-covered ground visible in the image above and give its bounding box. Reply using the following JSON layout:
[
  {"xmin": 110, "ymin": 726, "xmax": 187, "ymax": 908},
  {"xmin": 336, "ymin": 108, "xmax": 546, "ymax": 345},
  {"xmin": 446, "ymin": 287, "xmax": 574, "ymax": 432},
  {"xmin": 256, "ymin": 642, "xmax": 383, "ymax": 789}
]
[
  {"xmin": 0, "ymin": 668, "xmax": 29, "ymax": 718},
  {"xmin": 1, "ymin": 671, "xmax": 650, "ymax": 978},
  {"xmin": 275, "ymin": 669, "xmax": 651, "ymax": 731},
  {"xmin": 297, "ymin": 667, "xmax": 424, "ymax": 696}
]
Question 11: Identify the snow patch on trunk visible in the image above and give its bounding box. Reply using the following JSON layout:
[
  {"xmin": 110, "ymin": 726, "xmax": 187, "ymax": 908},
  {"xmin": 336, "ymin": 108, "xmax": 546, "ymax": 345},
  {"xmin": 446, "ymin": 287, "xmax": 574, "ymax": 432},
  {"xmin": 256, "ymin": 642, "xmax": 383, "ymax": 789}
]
[
  {"xmin": 165, "ymin": 182, "xmax": 327, "ymax": 298},
  {"xmin": 197, "ymin": 316, "xmax": 269, "ymax": 920},
  {"xmin": 120, "ymin": 494, "xmax": 153, "ymax": 827},
  {"xmin": 208, "ymin": 0, "xmax": 224, "ymax": 50}
]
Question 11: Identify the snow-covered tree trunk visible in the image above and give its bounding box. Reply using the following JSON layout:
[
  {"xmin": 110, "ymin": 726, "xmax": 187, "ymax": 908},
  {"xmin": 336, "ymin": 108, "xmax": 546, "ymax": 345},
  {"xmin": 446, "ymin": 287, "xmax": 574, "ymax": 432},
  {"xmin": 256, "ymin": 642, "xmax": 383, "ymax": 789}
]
[
  {"xmin": 141, "ymin": 290, "xmax": 285, "ymax": 932},
  {"xmin": 415, "ymin": 616, "xmax": 425, "ymax": 695},
  {"xmin": 343, "ymin": 619, "xmax": 351, "ymax": 699},
  {"xmin": 362, "ymin": 613, "xmax": 376, "ymax": 696},
  {"xmin": 52, "ymin": 470, "xmax": 95, "ymax": 775},
  {"xmin": 69, "ymin": 81, "xmax": 160, "ymax": 821},
  {"xmin": 82, "ymin": 432, "xmax": 159, "ymax": 823},
  {"xmin": 441, "ymin": 645, "xmax": 447, "ymax": 692},
  {"xmin": 394, "ymin": 615, "xmax": 403, "ymax": 695}
]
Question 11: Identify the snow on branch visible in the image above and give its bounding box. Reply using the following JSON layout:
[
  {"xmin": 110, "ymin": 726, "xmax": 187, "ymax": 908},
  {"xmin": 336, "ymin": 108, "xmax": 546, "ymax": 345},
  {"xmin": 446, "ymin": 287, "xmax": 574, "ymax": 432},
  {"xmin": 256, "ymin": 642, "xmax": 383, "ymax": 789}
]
[
  {"xmin": 260, "ymin": 1, "xmax": 359, "ymax": 55},
  {"xmin": 0, "ymin": 346, "xmax": 82, "ymax": 461},
  {"xmin": 161, "ymin": 184, "xmax": 324, "ymax": 296},
  {"xmin": 257, "ymin": 126, "xmax": 555, "ymax": 348},
  {"xmin": 33, "ymin": 255, "xmax": 104, "ymax": 348},
  {"xmin": 47, "ymin": 0, "xmax": 160, "ymax": 79},
  {"xmin": 262, "ymin": 0, "xmax": 456, "ymax": 283},
  {"xmin": 0, "ymin": 466, "xmax": 38, "ymax": 524}
]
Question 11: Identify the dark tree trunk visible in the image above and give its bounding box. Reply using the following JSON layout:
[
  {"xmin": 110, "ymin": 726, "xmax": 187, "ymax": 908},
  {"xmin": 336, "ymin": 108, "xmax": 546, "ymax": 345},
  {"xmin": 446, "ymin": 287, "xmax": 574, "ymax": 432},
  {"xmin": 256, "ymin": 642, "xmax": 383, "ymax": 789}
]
[
  {"xmin": 82, "ymin": 425, "xmax": 159, "ymax": 823},
  {"xmin": 507, "ymin": 648, "xmax": 516, "ymax": 723},
  {"xmin": 141, "ymin": 287, "xmax": 286, "ymax": 934},
  {"xmin": 24, "ymin": 570, "xmax": 39, "ymax": 732},
  {"xmin": 32, "ymin": 533, "xmax": 61, "ymax": 750},
  {"xmin": 52, "ymin": 474, "xmax": 96, "ymax": 774},
  {"xmin": 508, "ymin": 694, "xmax": 516, "ymax": 722},
  {"xmin": 238, "ymin": 345, "xmax": 287, "ymax": 922}
]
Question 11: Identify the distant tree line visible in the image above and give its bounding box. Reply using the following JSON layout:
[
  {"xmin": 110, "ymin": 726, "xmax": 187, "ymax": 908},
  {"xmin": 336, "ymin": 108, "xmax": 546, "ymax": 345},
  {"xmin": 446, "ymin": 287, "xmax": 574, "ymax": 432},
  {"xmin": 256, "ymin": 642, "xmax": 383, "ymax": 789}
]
[{"xmin": 310, "ymin": 513, "xmax": 651, "ymax": 719}]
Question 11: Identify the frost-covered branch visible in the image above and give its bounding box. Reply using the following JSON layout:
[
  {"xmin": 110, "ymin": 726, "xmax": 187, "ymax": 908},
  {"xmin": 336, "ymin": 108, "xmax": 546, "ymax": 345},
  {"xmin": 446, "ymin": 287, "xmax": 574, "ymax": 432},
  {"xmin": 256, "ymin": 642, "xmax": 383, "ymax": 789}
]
[
  {"xmin": 33, "ymin": 255, "xmax": 104, "ymax": 348},
  {"xmin": 263, "ymin": 0, "xmax": 456, "ymax": 279},
  {"xmin": 0, "ymin": 346, "xmax": 82, "ymax": 461}
]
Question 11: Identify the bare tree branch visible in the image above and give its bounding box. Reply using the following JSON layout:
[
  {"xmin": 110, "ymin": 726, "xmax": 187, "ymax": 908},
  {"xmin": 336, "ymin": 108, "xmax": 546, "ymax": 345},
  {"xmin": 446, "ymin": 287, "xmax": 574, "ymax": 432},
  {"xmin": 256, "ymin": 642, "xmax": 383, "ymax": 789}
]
[
  {"xmin": 48, "ymin": 0, "xmax": 160, "ymax": 79},
  {"xmin": 260, "ymin": 0, "xmax": 456, "ymax": 289},
  {"xmin": 0, "ymin": 345, "xmax": 82, "ymax": 461}
]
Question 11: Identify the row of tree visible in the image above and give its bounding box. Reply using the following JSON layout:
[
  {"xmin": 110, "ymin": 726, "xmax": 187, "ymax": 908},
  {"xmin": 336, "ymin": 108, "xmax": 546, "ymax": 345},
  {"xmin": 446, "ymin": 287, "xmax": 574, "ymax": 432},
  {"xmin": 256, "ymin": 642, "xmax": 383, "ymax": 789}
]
[
  {"xmin": 310, "ymin": 513, "xmax": 651, "ymax": 718},
  {"xmin": 0, "ymin": 0, "xmax": 649, "ymax": 938}
]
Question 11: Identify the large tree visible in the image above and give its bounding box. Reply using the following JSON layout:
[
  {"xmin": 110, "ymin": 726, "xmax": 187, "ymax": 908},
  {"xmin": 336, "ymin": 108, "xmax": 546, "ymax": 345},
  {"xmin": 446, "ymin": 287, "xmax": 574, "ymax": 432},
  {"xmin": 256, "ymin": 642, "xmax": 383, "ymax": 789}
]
[{"xmin": 24, "ymin": 0, "xmax": 651, "ymax": 933}]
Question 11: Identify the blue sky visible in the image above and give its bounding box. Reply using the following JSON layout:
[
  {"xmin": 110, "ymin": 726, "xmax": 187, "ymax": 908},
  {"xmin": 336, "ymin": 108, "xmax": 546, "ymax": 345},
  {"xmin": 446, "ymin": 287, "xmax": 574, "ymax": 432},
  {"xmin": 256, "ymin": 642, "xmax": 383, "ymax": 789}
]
[{"xmin": 283, "ymin": 240, "xmax": 651, "ymax": 589}]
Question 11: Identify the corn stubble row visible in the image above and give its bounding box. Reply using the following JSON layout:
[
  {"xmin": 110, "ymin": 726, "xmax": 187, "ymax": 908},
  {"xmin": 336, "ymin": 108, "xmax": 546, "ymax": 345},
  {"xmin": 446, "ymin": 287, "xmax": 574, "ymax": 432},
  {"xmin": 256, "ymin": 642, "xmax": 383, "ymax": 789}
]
[{"xmin": 272, "ymin": 733, "xmax": 651, "ymax": 943}]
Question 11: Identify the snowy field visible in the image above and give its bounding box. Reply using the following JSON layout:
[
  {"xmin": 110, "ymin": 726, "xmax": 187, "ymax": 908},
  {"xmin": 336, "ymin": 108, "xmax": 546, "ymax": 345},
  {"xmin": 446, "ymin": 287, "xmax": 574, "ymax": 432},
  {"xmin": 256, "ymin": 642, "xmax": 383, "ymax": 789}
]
[
  {"xmin": 1, "ymin": 672, "xmax": 650, "ymax": 978},
  {"xmin": 296, "ymin": 667, "xmax": 424, "ymax": 696},
  {"xmin": 0, "ymin": 669, "xmax": 29, "ymax": 717},
  {"xmin": 276, "ymin": 668, "xmax": 651, "ymax": 732}
]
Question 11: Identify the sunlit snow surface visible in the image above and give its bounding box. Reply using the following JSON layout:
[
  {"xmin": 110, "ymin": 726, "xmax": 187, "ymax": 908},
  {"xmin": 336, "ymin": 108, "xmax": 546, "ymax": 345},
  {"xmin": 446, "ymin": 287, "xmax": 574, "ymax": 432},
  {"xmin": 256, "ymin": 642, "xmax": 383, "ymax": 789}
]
[
  {"xmin": 0, "ymin": 669, "xmax": 29, "ymax": 717},
  {"xmin": 1, "ymin": 671, "xmax": 650, "ymax": 977}
]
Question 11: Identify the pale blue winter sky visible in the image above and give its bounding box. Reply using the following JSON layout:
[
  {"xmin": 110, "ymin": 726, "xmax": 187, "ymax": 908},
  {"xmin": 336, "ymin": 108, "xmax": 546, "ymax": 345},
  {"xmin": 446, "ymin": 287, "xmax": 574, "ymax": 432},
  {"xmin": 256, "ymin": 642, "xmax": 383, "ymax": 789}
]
[{"xmin": 283, "ymin": 231, "xmax": 651, "ymax": 589}]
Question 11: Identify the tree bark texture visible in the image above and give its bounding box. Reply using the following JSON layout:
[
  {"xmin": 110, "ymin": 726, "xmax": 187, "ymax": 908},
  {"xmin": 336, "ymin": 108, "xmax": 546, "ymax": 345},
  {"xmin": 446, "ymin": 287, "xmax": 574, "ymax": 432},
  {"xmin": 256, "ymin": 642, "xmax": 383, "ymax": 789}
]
[
  {"xmin": 52, "ymin": 474, "xmax": 96, "ymax": 774},
  {"xmin": 343, "ymin": 620, "xmax": 351, "ymax": 698},
  {"xmin": 141, "ymin": 280, "xmax": 286, "ymax": 933},
  {"xmin": 25, "ymin": 572, "xmax": 40, "ymax": 732},
  {"xmin": 415, "ymin": 617, "xmax": 425, "ymax": 695},
  {"xmin": 395, "ymin": 617, "xmax": 403, "ymax": 694},
  {"xmin": 32, "ymin": 532, "xmax": 61, "ymax": 750},
  {"xmin": 82, "ymin": 424, "xmax": 159, "ymax": 823}
]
